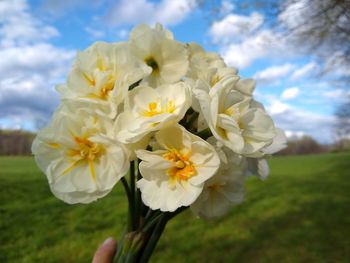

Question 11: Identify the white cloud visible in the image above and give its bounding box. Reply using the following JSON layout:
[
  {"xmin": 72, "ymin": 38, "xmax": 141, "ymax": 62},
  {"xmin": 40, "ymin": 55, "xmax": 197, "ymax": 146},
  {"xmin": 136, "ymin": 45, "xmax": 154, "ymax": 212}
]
[
  {"xmin": 254, "ymin": 63, "xmax": 294, "ymax": 85},
  {"xmin": 323, "ymin": 89, "xmax": 350, "ymax": 100},
  {"xmin": 272, "ymin": 108, "xmax": 335, "ymax": 143},
  {"xmin": 209, "ymin": 9, "xmax": 292, "ymax": 69},
  {"xmin": 0, "ymin": 0, "xmax": 75, "ymax": 130},
  {"xmin": 258, "ymin": 94, "xmax": 335, "ymax": 142},
  {"xmin": 278, "ymin": 0, "xmax": 307, "ymax": 30},
  {"xmin": 265, "ymin": 98, "xmax": 335, "ymax": 142},
  {"xmin": 104, "ymin": 0, "xmax": 196, "ymax": 26},
  {"xmin": 281, "ymin": 87, "xmax": 300, "ymax": 100},
  {"xmin": 209, "ymin": 12, "xmax": 263, "ymax": 44},
  {"xmin": 0, "ymin": 75, "xmax": 59, "ymax": 112},
  {"xmin": 219, "ymin": 0, "xmax": 234, "ymax": 15},
  {"xmin": 0, "ymin": 0, "xmax": 59, "ymax": 47},
  {"xmin": 0, "ymin": 44, "xmax": 74, "ymax": 78},
  {"xmin": 0, "ymin": 0, "xmax": 25, "ymax": 18},
  {"xmin": 285, "ymin": 130, "xmax": 305, "ymax": 139},
  {"xmin": 221, "ymin": 30, "xmax": 284, "ymax": 68},
  {"xmin": 155, "ymin": 0, "xmax": 196, "ymax": 25},
  {"xmin": 291, "ymin": 62, "xmax": 317, "ymax": 80},
  {"xmin": 267, "ymin": 99, "xmax": 291, "ymax": 115}
]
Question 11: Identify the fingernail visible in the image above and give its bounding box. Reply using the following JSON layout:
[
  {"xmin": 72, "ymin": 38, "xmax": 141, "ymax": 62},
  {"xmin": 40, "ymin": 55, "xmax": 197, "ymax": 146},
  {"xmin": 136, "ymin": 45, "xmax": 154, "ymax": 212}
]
[{"xmin": 103, "ymin": 237, "xmax": 115, "ymax": 245}]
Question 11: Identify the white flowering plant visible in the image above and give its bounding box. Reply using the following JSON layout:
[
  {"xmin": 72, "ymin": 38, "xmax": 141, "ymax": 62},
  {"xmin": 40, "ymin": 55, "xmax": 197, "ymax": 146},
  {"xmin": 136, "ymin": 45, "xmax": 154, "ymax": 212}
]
[{"xmin": 32, "ymin": 23, "xmax": 286, "ymax": 263}]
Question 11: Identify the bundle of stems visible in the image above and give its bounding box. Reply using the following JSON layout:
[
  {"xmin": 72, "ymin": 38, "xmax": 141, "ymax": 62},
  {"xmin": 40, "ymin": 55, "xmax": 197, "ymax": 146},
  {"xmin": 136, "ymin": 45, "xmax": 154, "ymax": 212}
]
[{"xmin": 113, "ymin": 160, "xmax": 187, "ymax": 263}]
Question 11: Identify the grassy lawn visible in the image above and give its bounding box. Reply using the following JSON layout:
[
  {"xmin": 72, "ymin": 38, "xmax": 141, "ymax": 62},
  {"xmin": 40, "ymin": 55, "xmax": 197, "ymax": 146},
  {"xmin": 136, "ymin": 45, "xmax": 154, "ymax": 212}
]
[{"xmin": 1, "ymin": 152, "xmax": 349, "ymax": 262}]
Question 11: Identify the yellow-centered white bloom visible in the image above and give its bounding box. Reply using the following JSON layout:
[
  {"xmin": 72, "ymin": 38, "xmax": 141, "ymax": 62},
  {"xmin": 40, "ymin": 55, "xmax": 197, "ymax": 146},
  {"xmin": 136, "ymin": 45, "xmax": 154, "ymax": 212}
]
[
  {"xmin": 57, "ymin": 42, "xmax": 151, "ymax": 118},
  {"xmin": 191, "ymin": 67, "xmax": 255, "ymax": 115},
  {"xmin": 136, "ymin": 125, "xmax": 220, "ymax": 212},
  {"xmin": 191, "ymin": 142, "xmax": 245, "ymax": 219},
  {"xmin": 129, "ymin": 24, "xmax": 189, "ymax": 86},
  {"xmin": 115, "ymin": 82, "xmax": 191, "ymax": 143},
  {"xmin": 31, "ymin": 105, "xmax": 129, "ymax": 204},
  {"xmin": 191, "ymin": 69, "xmax": 239, "ymax": 115},
  {"xmin": 194, "ymin": 78, "xmax": 276, "ymax": 156}
]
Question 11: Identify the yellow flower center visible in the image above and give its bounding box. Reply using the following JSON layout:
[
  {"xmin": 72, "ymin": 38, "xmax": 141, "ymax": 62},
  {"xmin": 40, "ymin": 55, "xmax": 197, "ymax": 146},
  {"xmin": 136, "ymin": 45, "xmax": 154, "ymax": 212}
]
[
  {"xmin": 224, "ymin": 107, "xmax": 244, "ymax": 130},
  {"xmin": 82, "ymin": 55, "xmax": 116, "ymax": 100},
  {"xmin": 73, "ymin": 137, "xmax": 103, "ymax": 161},
  {"xmin": 83, "ymin": 72, "xmax": 96, "ymax": 87},
  {"xmin": 99, "ymin": 75, "xmax": 115, "ymax": 99},
  {"xmin": 63, "ymin": 136, "xmax": 104, "ymax": 181},
  {"xmin": 224, "ymin": 107, "xmax": 234, "ymax": 116},
  {"xmin": 142, "ymin": 100, "xmax": 175, "ymax": 117},
  {"xmin": 210, "ymin": 74, "xmax": 221, "ymax": 87},
  {"xmin": 163, "ymin": 149, "xmax": 196, "ymax": 185},
  {"xmin": 144, "ymin": 57, "xmax": 159, "ymax": 73}
]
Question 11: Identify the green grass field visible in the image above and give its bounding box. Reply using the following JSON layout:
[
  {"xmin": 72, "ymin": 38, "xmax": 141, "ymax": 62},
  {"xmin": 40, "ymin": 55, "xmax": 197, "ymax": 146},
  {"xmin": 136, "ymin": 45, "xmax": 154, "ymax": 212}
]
[{"xmin": 1, "ymin": 153, "xmax": 350, "ymax": 263}]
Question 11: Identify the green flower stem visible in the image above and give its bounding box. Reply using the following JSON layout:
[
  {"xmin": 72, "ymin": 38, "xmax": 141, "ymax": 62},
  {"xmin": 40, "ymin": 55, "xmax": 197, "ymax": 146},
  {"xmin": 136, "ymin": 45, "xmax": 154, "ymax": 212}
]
[
  {"xmin": 121, "ymin": 177, "xmax": 132, "ymax": 200},
  {"xmin": 121, "ymin": 177, "xmax": 133, "ymax": 232},
  {"xmin": 139, "ymin": 213, "xmax": 169, "ymax": 263},
  {"xmin": 117, "ymin": 164, "xmax": 190, "ymax": 262},
  {"xmin": 129, "ymin": 161, "xmax": 137, "ymax": 230},
  {"xmin": 142, "ymin": 212, "xmax": 163, "ymax": 232},
  {"xmin": 144, "ymin": 208, "xmax": 153, "ymax": 222},
  {"xmin": 117, "ymin": 232, "xmax": 145, "ymax": 263},
  {"xmin": 113, "ymin": 228, "xmax": 127, "ymax": 262},
  {"xmin": 134, "ymin": 160, "xmax": 142, "ymax": 228}
]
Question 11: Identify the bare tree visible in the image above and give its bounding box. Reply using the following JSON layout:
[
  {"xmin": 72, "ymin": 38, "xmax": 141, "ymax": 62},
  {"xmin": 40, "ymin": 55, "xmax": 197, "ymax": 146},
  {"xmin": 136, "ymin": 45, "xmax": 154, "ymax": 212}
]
[
  {"xmin": 204, "ymin": 0, "xmax": 350, "ymax": 140},
  {"xmin": 278, "ymin": 0, "xmax": 350, "ymax": 77},
  {"xmin": 0, "ymin": 130, "xmax": 35, "ymax": 156},
  {"xmin": 204, "ymin": 0, "xmax": 350, "ymax": 74},
  {"xmin": 335, "ymin": 95, "xmax": 350, "ymax": 138}
]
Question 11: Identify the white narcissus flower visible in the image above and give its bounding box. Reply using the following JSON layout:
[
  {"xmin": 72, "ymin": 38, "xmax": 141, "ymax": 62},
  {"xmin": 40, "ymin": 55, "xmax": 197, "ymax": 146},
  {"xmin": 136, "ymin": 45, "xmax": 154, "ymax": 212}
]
[
  {"xmin": 122, "ymin": 134, "xmax": 151, "ymax": 161},
  {"xmin": 115, "ymin": 82, "xmax": 191, "ymax": 143},
  {"xmin": 57, "ymin": 41, "xmax": 151, "ymax": 118},
  {"xmin": 262, "ymin": 128, "xmax": 288, "ymax": 155},
  {"xmin": 136, "ymin": 125, "xmax": 220, "ymax": 212},
  {"xmin": 31, "ymin": 105, "xmax": 129, "ymax": 204},
  {"xmin": 191, "ymin": 142, "xmax": 245, "ymax": 219},
  {"xmin": 129, "ymin": 23, "xmax": 189, "ymax": 86},
  {"xmin": 194, "ymin": 77, "xmax": 276, "ymax": 156},
  {"xmin": 235, "ymin": 78, "xmax": 256, "ymax": 97},
  {"xmin": 191, "ymin": 70, "xmax": 255, "ymax": 115},
  {"xmin": 246, "ymin": 128, "xmax": 287, "ymax": 180},
  {"xmin": 191, "ymin": 69, "xmax": 239, "ymax": 114},
  {"xmin": 186, "ymin": 42, "xmax": 227, "ymax": 80}
]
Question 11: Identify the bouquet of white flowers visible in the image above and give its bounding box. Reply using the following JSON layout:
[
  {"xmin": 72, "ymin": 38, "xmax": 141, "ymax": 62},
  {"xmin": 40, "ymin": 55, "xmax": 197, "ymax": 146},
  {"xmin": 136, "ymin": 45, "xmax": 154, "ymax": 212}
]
[{"xmin": 32, "ymin": 23, "xmax": 286, "ymax": 262}]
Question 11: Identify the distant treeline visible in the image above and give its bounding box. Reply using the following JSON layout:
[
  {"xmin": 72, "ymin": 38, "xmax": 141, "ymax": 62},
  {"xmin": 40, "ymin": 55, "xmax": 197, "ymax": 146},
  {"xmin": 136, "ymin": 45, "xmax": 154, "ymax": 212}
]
[
  {"xmin": 277, "ymin": 136, "xmax": 350, "ymax": 155},
  {"xmin": 0, "ymin": 130, "xmax": 35, "ymax": 156},
  {"xmin": 0, "ymin": 130, "xmax": 349, "ymax": 156}
]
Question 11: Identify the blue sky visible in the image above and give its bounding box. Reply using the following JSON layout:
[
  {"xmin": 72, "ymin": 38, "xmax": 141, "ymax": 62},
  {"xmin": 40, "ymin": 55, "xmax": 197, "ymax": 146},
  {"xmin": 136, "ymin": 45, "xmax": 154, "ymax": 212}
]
[{"xmin": 0, "ymin": 0, "xmax": 348, "ymax": 142}]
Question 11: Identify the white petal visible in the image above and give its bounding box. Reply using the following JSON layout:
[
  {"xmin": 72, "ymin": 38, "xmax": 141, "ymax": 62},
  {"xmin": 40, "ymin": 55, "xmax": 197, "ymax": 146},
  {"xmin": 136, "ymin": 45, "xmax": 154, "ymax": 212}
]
[{"xmin": 263, "ymin": 128, "xmax": 287, "ymax": 154}]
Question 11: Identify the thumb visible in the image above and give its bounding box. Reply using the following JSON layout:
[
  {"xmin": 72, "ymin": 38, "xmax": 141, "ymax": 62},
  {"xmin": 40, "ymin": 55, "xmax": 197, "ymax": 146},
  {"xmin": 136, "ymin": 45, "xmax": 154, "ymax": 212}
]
[{"xmin": 92, "ymin": 237, "xmax": 117, "ymax": 263}]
